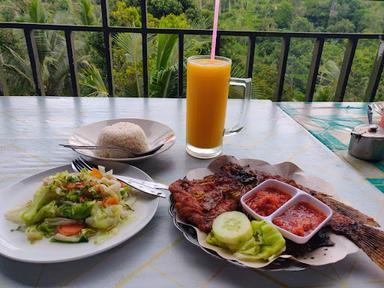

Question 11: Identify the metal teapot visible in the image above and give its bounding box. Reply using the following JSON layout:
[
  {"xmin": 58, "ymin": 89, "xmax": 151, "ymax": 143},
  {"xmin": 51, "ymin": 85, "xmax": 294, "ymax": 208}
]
[{"xmin": 348, "ymin": 103, "xmax": 384, "ymax": 162}]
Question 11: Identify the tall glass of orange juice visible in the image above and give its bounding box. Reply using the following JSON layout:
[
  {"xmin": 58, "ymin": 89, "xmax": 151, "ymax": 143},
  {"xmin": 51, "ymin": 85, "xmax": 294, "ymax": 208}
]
[{"xmin": 186, "ymin": 55, "xmax": 251, "ymax": 159}]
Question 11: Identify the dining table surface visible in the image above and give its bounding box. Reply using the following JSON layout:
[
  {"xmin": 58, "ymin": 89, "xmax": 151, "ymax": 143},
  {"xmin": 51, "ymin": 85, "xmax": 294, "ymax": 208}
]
[{"xmin": 0, "ymin": 96, "xmax": 383, "ymax": 288}]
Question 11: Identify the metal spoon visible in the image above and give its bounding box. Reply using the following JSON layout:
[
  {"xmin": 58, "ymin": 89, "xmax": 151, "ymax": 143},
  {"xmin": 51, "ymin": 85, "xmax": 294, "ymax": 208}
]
[{"xmin": 61, "ymin": 134, "xmax": 176, "ymax": 157}]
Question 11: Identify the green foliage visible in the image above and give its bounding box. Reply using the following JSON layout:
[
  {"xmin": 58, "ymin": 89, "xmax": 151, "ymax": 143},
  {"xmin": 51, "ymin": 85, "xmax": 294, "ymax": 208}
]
[
  {"xmin": 274, "ymin": 1, "xmax": 294, "ymax": 29},
  {"xmin": 79, "ymin": 61, "xmax": 108, "ymax": 97},
  {"xmin": 304, "ymin": 0, "xmax": 332, "ymax": 30},
  {"xmin": 28, "ymin": 0, "xmax": 47, "ymax": 23},
  {"xmin": 149, "ymin": 13, "xmax": 189, "ymax": 97},
  {"xmin": 0, "ymin": 0, "xmax": 383, "ymax": 100},
  {"xmin": 113, "ymin": 33, "xmax": 143, "ymax": 96},
  {"xmin": 148, "ymin": 0, "xmax": 183, "ymax": 18},
  {"xmin": 290, "ymin": 17, "xmax": 314, "ymax": 32},
  {"xmin": 79, "ymin": 0, "xmax": 96, "ymax": 26},
  {"xmin": 327, "ymin": 19, "xmax": 355, "ymax": 33},
  {"xmin": 110, "ymin": 2, "xmax": 141, "ymax": 27}
]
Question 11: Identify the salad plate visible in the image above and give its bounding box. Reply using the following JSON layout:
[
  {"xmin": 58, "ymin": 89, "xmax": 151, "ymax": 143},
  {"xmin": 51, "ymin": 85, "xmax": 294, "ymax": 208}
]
[
  {"xmin": 68, "ymin": 118, "xmax": 176, "ymax": 162},
  {"xmin": 0, "ymin": 163, "xmax": 159, "ymax": 263}
]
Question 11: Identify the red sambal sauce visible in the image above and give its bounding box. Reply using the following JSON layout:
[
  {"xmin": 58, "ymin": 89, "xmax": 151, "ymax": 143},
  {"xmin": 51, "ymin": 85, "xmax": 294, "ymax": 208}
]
[
  {"xmin": 245, "ymin": 187, "xmax": 292, "ymax": 216},
  {"xmin": 272, "ymin": 201, "xmax": 326, "ymax": 237}
]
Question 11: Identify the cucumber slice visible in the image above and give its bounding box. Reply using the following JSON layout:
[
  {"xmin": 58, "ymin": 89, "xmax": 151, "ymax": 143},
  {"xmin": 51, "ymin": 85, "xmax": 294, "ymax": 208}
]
[{"xmin": 212, "ymin": 211, "xmax": 253, "ymax": 246}]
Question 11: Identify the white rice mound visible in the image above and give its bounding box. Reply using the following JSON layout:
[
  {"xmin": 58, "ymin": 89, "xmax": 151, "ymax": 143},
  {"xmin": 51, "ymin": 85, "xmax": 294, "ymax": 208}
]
[{"xmin": 96, "ymin": 122, "xmax": 149, "ymax": 158}]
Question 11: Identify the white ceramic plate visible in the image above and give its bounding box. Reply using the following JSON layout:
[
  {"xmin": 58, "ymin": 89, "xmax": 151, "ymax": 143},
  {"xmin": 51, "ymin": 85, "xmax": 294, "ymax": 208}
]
[
  {"xmin": 68, "ymin": 118, "xmax": 176, "ymax": 162},
  {"xmin": 0, "ymin": 164, "xmax": 159, "ymax": 263}
]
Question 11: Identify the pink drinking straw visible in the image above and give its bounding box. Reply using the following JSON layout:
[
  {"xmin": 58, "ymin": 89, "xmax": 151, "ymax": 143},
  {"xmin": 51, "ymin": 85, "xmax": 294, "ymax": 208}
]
[{"xmin": 210, "ymin": 0, "xmax": 220, "ymax": 61}]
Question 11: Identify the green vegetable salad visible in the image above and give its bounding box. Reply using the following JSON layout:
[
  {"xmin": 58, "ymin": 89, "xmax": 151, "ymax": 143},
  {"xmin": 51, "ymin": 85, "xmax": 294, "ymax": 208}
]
[
  {"xmin": 6, "ymin": 167, "xmax": 136, "ymax": 243},
  {"xmin": 206, "ymin": 211, "xmax": 286, "ymax": 262}
]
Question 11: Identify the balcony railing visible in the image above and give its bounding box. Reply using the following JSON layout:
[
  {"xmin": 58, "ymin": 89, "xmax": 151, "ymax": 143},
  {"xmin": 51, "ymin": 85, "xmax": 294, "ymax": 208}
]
[{"xmin": 0, "ymin": 0, "xmax": 383, "ymax": 101}]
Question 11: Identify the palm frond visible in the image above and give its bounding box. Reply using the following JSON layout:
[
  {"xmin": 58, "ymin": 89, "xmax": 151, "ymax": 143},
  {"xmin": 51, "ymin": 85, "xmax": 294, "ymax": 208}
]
[
  {"xmin": 156, "ymin": 34, "xmax": 178, "ymax": 70},
  {"xmin": 79, "ymin": 0, "xmax": 96, "ymax": 26},
  {"xmin": 1, "ymin": 45, "xmax": 34, "ymax": 88},
  {"xmin": 3, "ymin": 45, "xmax": 32, "ymax": 74},
  {"xmin": 66, "ymin": 0, "xmax": 75, "ymax": 17},
  {"xmin": 113, "ymin": 33, "xmax": 143, "ymax": 96},
  {"xmin": 28, "ymin": 0, "xmax": 47, "ymax": 23},
  {"xmin": 148, "ymin": 33, "xmax": 179, "ymax": 97},
  {"xmin": 79, "ymin": 63, "xmax": 108, "ymax": 97},
  {"xmin": 251, "ymin": 79, "xmax": 266, "ymax": 100},
  {"xmin": 113, "ymin": 33, "xmax": 142, "ymax": 63},
  {"xmin": 0, "ymin": 55, "xmax": 9, "ymax": 95},
  {"xmin": 2, "ymin": 63, "xmax": 34, "ymax": 86},
  {"xmin": 33, "ymin": 30, "xmax": 50, "ymax": 64},
  {"xmin": 150, "ymin": 63, "xmax": 178, "ymax": 98}
]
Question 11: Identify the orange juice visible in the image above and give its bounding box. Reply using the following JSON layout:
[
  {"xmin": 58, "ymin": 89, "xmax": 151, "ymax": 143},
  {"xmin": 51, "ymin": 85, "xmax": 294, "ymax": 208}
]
[{"xmin": 186, "ymin": 57, "xmax": 231, "ymax": 149}]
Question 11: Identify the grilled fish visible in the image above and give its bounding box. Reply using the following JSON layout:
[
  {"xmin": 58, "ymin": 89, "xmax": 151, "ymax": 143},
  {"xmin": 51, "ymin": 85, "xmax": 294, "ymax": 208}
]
[{"xmin": 169, "ymin": 162, "xmax": 384, "ymax": 269}]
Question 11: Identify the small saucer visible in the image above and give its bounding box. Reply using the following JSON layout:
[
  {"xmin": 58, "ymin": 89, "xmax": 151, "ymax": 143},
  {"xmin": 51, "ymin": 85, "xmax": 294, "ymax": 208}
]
[{"xmin": 68, "ymin": 118, "xmax": 176, "ymax": 162}]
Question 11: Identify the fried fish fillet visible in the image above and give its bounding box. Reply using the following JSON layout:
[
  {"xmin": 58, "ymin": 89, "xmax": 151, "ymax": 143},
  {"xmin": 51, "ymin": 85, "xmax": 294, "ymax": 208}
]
[{"xmin": 170, "ymin": 175, "xmax": 249, "ymax": 232}]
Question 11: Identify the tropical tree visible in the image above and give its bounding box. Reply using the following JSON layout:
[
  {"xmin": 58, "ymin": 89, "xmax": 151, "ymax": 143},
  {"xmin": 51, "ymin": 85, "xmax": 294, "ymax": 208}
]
[
  {"xmin": 149, "ymin": 14, "xmax": 190, "ymax": 97},
  {"xmin": 79, "ymin": 0, "xmax": 97, "ymax": 26},
  {"xmin": 0, "ymin": 0, "xmax": 71, "ymax": 95},
  {"xmin": 316, "ymin": 60, "xmax": 340, "ymax": 101},
  {"xmin": 1, "ymin": 0, "xmax": 384, "ymax": 100},
  {"xmin": 113, "ymin": 33, "xmax": 143, "ymax": 97},
  {"xmin": 0, "ymin": 0, "xmax": 107, "ymax": 96},
  {"xmin": 79, "ymin": 60, "xmax": 108, "ymax": 96},
  {"xmin": 0, "ymin": 54, "xmax": 10, "ymax": 95}
]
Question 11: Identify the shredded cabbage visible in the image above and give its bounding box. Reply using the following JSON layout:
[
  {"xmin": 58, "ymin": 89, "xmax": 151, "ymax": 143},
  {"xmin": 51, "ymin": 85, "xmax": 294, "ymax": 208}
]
[
  {"xmin": 5, "ymin": 167, "xmax": 137, "ymax": 244},
  {"xmin": 86, "ymin": 204, "xmax": 123, "ymax": 230}
]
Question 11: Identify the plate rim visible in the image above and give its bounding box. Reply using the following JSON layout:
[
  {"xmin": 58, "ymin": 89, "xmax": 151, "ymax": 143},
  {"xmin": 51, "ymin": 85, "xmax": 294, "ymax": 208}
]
[
  {"xmin": 0, "ymin": 164, "xmax": 159, "ymax": 263},
  {"xmin": 68, "ymin": 118, "xmax": 176, "ymax": 161}
]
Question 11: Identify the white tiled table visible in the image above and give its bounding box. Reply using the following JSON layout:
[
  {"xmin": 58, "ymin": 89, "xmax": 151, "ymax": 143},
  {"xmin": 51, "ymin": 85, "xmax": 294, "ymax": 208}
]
[{"xmin": 0, "ymin": 97, "xmax": 383, "ymax": 288}]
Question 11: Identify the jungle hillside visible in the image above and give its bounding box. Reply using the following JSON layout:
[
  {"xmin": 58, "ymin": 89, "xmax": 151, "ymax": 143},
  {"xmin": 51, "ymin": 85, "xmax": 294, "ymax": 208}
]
[{"xmin": 0, "ymin": 0, "xmax": 383, "ymax": 101}]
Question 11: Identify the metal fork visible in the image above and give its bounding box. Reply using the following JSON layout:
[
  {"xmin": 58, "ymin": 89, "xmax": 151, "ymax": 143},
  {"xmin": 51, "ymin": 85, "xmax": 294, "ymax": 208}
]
[{"xmin": 71, "ymin": 158, "xmax": 167, "ymax": 198}]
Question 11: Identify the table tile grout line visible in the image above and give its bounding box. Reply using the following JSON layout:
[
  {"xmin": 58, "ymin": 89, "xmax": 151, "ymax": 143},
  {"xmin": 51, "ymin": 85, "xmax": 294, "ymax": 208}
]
[
  {"xmin": 59, "ymin": 250, "xmax": 118, "ymax": 287},
  {"xmin": 367, "ymin": 280, "xmax": 384, "ymax": 284},
  {"xmin": 374, "ymin": 202, "xmax": 384, "ymax": 220},
  {"xmin": 330, "ymin": 263, "xmax": 342, "ymax": 280},
  {"xmin": 292, "ymin": 284, "xmax": 350, "ymax": 288},
  {"xmin": 114, "ymin": 237, "xmax": 183, "ymax": 288},
  {"xmin": 345, "ymin": 257, "xmax": 358, "ymax": 280},
  {"xmin": 149, "ymin": 264, "xmax": 184, "ymax": 288},
  {"xmin": 307, "ymin": 266, "xmax": 339, "ymax": 282},
  {"xmin": 0, "ymin": 172, "xmax": 28, "ymax": 184},
  {"xmin": 251, "ymin": 269, "xmax": 290, "ymax": 288},
  {"xmin": 33, "ymin": 264, "xmax": 44, "ymax": 288},
  {"xmin": 2, "ymin": 110, "xmax": 29, "ymax": 124},
  {"xmin": 60, "ymin": 232, "xmax": 180, "ymax": 286},
  {"xmin": 197, "ymin": 263, "xmax": 227, "ymax": 288},
  {"xmin": 12, "ymin": 144, "xmax": 50, "ymax": 164}
]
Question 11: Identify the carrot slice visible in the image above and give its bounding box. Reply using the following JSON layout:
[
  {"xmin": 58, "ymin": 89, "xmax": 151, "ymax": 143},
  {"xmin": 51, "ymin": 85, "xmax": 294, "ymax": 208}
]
[
  {"xmin": 104, "ymin": 197, "xmax": 120, "ymax": 205},
  {"xmin": 66, "ymin": 183, "xmax": 76, "ymax": 190},
  {"xmin": 119, "ymin": 180, "xmax": 127, "ymax": 188},
  {"xmin": 91, "ymin": 168, "xmax": 103, "ymax": 179},
  {"xmin": 57, "ymin": 223, "xmax": 85, "ymax": 236}
]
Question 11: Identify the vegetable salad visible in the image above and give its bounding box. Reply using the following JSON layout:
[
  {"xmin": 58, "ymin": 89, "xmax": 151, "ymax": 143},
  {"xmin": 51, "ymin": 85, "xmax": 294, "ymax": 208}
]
[{"xmin": 6, "ymin": 167, "xmax": 136, "ymax": 243}]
